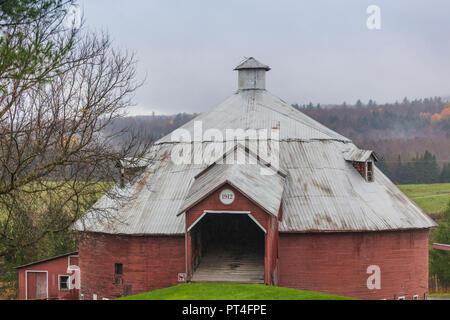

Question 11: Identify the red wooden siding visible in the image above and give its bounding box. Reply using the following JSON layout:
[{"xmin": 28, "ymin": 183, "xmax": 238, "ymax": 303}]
[
  {"xmin": 278, "ymin": 229, "xmax": 429, "ymax": 300},
  {"xmin": 17, "ymin": 254, "xmax": 79, "ymax": 300},
  {"xmin": 78, "ymin": 232, "xmax": 185, "ymax": 300}
]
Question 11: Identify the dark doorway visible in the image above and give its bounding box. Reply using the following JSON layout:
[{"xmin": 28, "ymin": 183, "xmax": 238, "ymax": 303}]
[{"xmin": 190, "ymin": 213, "xmax": 265, "ymax": 284}]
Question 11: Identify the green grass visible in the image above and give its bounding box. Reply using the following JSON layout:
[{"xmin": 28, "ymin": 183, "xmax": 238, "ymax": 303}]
[
  {"xmin": 117, "ymin": 283, "xmax": 354, "ymax": 300},
  {"xmin": 0, "ymin": 181, "xmax": 112, "ymax": 222},
  {"xmin": 429, "ymin": 293, "xmax": 450, "ymax": 297},
  {"xmin": 398, "ymin": 183, "xmax": 450, "ymax": 214}
]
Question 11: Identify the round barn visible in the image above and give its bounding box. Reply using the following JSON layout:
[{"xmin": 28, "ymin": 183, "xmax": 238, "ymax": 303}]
[{"xmin": 73, "ymin": 58, "xmax": 436, "ymax": 300}]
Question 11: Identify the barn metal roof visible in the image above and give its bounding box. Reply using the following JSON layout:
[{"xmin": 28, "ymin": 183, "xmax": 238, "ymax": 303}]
[
  {"xmin": 343, "ymin": 148, "xmax": 378, "ymax": 162},
  {"xmin": 71, "ymin": 59, "xmax": 437, "ymax": 235},
  {"xmin": 156, "ymin": 90, "xmax": 350, "ymax": 144},
  {"xmin": 234, "ymin": 57, "xmax": 271, "ymax": 71},
  {"xmin": 178, "ymin": 145, "xmax": 286, "ymax": 216}
]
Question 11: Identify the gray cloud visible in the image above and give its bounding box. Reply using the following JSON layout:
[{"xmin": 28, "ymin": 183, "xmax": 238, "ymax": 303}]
[{"xmin": 80, "ymin": 0, "xmax": 450, "ymax": 114}]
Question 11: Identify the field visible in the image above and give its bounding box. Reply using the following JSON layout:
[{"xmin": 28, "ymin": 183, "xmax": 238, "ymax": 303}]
[
  {"xmin": 398, "ymin": 183, "xmax": 450, "ymax": 215},
  {"xmin": 117, "ymin": 283, "xmax": 354, "ymax": 300}
]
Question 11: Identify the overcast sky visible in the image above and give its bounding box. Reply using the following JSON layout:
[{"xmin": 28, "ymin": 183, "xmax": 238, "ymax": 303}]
[{"xmin": 79, "ymin": 0, "xmax": 450, "ymax": 115}]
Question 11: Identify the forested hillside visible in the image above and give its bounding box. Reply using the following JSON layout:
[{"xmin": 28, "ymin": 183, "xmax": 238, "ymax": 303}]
[
  {"xmin": 103, "ymin": 113, "xmax": 196, "ymax": 145},
  {"xmin": 298, "ymin": 97, "xmax": 450, "ymax": 184}
]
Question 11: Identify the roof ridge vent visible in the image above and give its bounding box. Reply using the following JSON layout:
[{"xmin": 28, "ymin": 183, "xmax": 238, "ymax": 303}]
[{"xmin": 234, "ymin": 57, "xmax": 270, "ymax": 90}]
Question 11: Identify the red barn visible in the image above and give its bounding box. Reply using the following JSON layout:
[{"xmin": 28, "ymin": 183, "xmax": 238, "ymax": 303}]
[
  {"xmin": 72, "ymin": 58, "xmax": 436, "ymax": 300},
  {"xmin": 16, "ymin": 252, "xmax": 79, "ymax": 300}
]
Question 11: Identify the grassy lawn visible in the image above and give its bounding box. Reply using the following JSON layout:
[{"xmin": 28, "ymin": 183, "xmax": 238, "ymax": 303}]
[
  {"xmin": 398, "ymin": 183, "xmax": 450, "ymax": 214},
  {"xmin": 117, "ymin": 283, "xmax": 354, "ymax": 300},
  {"xmin": 429, "ymin": 293, "xmax": 450, "ymax": 297},
  {"xmin": 0, "ymin": 181, "xmax": 112, "ymax": 221}
]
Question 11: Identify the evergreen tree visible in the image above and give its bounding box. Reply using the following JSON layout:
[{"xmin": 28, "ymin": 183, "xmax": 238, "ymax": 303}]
[
  {"xmin": 0, "ymin": 0, "xmax": 78, "ymax": 117},
  {"xmin": 440, "ymin": 163, "xmax": 450, "ymax": 183},
  {"xmin": 421, "ymin": 151, "xmax": 440, "ymax": 184},
  {"xmin": 429, "ymin": 202, "xmax": 450, "ymax": 286},
  {"xmin": 291, "ymin": 103, "xmax": 301, "ymax": 111},
  {"xmin": 376, "ymin": 156, "xmax": 391, "ymax": 177},
  {"xmin": 392, "ymin": 155, "xmax": 403, "ymax": 183}
]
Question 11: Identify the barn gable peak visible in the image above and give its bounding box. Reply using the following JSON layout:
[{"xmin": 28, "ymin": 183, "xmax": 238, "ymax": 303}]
[{"xmin": 178, "ymin": 144, "xmax": 286, "ymax": 217}]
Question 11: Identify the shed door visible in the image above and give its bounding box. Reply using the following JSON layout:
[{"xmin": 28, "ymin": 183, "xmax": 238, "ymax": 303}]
[{"xmin": 27, "ymin": 272, "xmax": 47, "ymax": 300}]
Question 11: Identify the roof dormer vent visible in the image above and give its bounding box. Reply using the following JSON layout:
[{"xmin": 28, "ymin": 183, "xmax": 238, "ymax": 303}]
[{"xmin": 343, "ymin": 149, "xmax": 378, "ymax": 182}]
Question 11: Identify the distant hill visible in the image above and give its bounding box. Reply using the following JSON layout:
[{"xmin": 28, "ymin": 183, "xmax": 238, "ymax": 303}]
[
  {"xmin": 103, "ymin": 113, "xmax": 196, "ymax": 146},
  {"xmin": 297, "ymin": 97, "xmax": 450, "ymax": 184},
  {"xmin": 298, "ymin": 97, "xmax": 450, "ymax": 170}
]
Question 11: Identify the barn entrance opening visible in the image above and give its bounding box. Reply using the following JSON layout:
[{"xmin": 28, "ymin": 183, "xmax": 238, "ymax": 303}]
[{"xmin": 190, "ymin": 213, "xmax": 265, "ymax": 284}]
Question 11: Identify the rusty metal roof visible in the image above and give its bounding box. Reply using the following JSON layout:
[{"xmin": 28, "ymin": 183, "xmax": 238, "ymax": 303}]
[
  {"xmin": 343, "ymin": 148, "xmax": 378, "ymax": 162},
  {"xmin": 72, "ymin": 60, "xmax": 436, "ymax": 235},
  {"xmin": 156, "ymin": 90, "xmax": 350, "ymax": 144}
]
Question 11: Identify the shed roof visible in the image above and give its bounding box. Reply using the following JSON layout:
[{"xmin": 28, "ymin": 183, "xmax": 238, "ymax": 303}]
[
  {"xmin": 432, "ymin": 243, "xmax": 450, "ymax": 251},
  {"xmin": 15, "ymin": 251, "xmax": 78, "ymax": 269}
]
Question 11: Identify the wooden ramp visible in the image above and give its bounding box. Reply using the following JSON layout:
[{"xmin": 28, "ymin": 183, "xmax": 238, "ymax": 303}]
[{"xmin": 191, "ymin": 249, "xmax": 264, "ymax": 284}]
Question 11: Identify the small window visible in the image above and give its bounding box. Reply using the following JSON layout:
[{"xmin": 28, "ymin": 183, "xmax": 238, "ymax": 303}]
[
  {"xmin": 351, "ymin": 160, "xmax": 375, "ymax": 182},
  {"xmin": 59, "ymin": 275, "xmax": 70, "ymax": 291},
  {"xmin": 367, "ymin": 161, "xmax": 374, "ymax": 182},
  {"xmin": 398, "ymin": 296, "xmax": 405, "ymax": 300},
  {"xmin": 413, "ymin": 295, "xmax": 419, "ymax": 300},
  {"xmin": 115, "ymin": 263, "xmax": 123, "ymax": 275}
]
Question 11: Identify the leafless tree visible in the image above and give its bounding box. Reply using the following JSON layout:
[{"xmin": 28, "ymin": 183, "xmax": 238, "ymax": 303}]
[{"xmin": 0, "ymin": 30, "xmax": 150, "ymax": 258}]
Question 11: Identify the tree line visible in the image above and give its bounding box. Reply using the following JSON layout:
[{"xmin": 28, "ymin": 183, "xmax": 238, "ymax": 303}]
[{"xmin": 377, "ymin": 151, "xmax": 450, "ymax": 184}]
